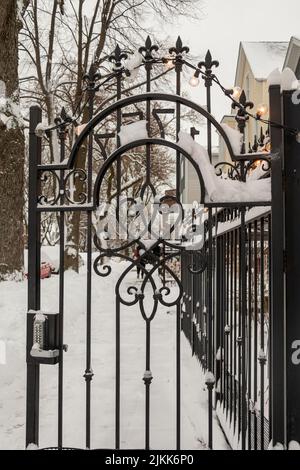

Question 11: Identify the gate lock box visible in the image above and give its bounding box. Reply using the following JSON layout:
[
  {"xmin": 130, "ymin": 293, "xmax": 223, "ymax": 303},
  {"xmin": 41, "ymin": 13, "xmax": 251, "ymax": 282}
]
[{"xmin": 29, "ymin": 310, "xmax": 60, "ymax": 364}]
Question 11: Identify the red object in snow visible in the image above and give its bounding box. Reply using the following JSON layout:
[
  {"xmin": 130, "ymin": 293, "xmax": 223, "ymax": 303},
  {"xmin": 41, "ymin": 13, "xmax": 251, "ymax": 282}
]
[
  {"xmin": 40, "ymin": 262, "xmax": 52, "ymax": 279},
  {"xmin": 25, "ymin": 261, "xmax": 52, "ymax": 279}
]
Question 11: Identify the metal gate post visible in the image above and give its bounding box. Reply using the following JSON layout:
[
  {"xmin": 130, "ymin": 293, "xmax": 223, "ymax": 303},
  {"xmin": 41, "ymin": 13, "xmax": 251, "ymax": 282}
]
[
  {"xmin": 282, "ymin": 89, "xmax": 300, "ymax": 446},
  {"xmin": 215, "ymin": 236, "xmax": 222, "ymax": 406},
  {"xmin": 269, "ymin": 84, "xmax": 286, "ymax": 447},
  {"xmin": 26, "ymin": 106, "xmax": 42, "ymax": 447}
]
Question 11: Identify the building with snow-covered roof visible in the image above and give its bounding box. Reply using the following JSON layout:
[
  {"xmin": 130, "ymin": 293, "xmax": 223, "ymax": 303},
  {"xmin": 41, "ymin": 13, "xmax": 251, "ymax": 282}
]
[
  {"xmin": 219, "ymin": 41, "xmax": 289, "ymax": 163},
  {"xmin": 236, "ymin": 41, "xmax": 288, "ymax": 83},
  {"xmin": 183, "ymin": 39, "xmax": 297, "ymax": 203},
  {"xmin": 284, "ymin": 36, "xmax": 300, "ymax": 77}
]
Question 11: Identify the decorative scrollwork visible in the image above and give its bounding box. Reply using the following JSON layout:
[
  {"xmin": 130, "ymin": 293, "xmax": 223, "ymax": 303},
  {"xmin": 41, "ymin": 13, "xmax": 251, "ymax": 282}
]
[
  {"xmin": 38, "ymin": 170, "xmax": 60, "ymax": 206},
  {"xmin": 38, "ymin": 168, "xmax": 87, "ymax": 206},
  {"xmin": 188, "ymin": 249, "xmax": 207, "ymax": 274},
  {"xmin": 64, "ymin": 169, "xmax": 87, "ymax": 205},
  {"xmin": 140, "ymin": 181, "xmax": 156, "ymax": 201},
  {"xmin": 214, "ymin": 158, "xmax": 271, "ymax": 182},
  {"xmin": 214, "ymin": 162, "xmax": 241, "ymax": 181},
  {"xmin": 93, "ymin": 254, "xmax": 112, "ymax": 277},
  {"xmin": 245, "ymin": 158, "xmax": 271, "ymax": 177}
]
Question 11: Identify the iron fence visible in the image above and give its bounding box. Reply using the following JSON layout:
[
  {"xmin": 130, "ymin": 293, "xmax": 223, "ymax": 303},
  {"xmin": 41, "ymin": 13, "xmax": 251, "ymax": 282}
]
[
  {"xmin": 181, "ymin": 207, "xmax": 272, "ymax": 449},
  {"xmin": 26, "ymin": 37, "xmax": 300, "ymax": 451}
]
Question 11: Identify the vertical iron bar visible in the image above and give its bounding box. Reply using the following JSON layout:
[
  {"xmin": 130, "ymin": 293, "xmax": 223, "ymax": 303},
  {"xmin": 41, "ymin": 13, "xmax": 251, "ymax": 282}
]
[
  {"xmin": 233, "ymin": 229, "xmax": 237, "ymax": 433},
  {"xmin": 238, "ymin": 226, "xmax": 242, "ymax": 440},
  {"xmin": 207, "ymin": 208, "xmax": 213, "ymax": 449},
  {"xmin": 220, "ymin": 235, "xmax": 224, "ymax": 405},
  {"xmin": 146, "ymin": 62, "xmax": 151, "ymax": 189},
  {"xmin": 144, "ymin": 321, "xmax": 152, "ymax": 449},
  {"xmin": 26, "ymin": 106, "xmax": 42, "ymax": 448},
  {"xmin": 58, "ymin": 124, "xmax": 66, "ymax": 449},
  {"xmin": 254, "ymin": 221, "xmax": 258, "ymax": 450},
  {"xmin": 225, "ymin": 231, "xmax": 229, "ymax": 415},
  {"xmin": 259, "ymin": 217, "xmax": 265, "ymax": 450},
  {"xmin": 116, "ymin": 70, "xmax": 122, "ymax": 214},
  {"xmin": 115, "ymin": 298, "xmax": 120, "ymax": 449},
  {"xmin": 269, "ymin": 83, "xmax": 285, "ymax": 447},
  {"xmin": 240, "ymin": 208, "xmax": 247, "ymax": 450},
  {"xmin": 84, "ymin": 78, "xmax": 95, "ymax": 449},
  {"xmin": 283, "ymin": 89, "xmax": 300, "ymax": 445},
  {"xmin": 175, "ymin": 58, "xmax": 181, "ymax": 199},
  {"xmin": 115, "ymin": 69, "xmax": 122, "ymax": 451},
  {"xmin": 248, "ymin": 222, "xmax": 253, "ymax": 450},
  {"xmin": 267, "ymin": 213, "xmax": 272, "ymax": 444},
  {"xmin": 176, "ymin": 302, "xmax": 181, "ymax": 450},
  {"xmin": 229, "ymin": 230, "xmax": 234, "ymax": 424},
  {"xmin": 206, "ymin": 84, "xmax": 212, "ymax": 161},
  {"xmin": 216, "ymin": 237, "xmax": 222, "ymax": 406}
]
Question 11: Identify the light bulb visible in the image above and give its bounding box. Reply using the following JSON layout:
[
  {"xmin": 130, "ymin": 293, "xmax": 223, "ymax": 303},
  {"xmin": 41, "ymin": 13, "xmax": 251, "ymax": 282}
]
[
  {"xmin": 231, "ymin": 86, "xmax": 242, "ymax": 100},
  {"xmin": 256, "ymin": 103, "xmax": 269, "ymax": 118},
  {"xmin": 165, "ymin": 59, "xmax": 174, "ymax": 70},
  {"xmin": 189, "ymin": 75, "xmax": 200, "ymax": 87},
  {"xmin": 75, "ymin": 124, "xmax": 86, "ymax": 136}
]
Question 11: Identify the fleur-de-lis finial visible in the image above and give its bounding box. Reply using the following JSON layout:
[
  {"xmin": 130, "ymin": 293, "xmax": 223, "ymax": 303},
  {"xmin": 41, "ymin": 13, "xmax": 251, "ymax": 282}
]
[
  {"xmin": 54, "ymin": 106, "xmax": 73, "ymax": 125},
  {"xmin": 198, "ymin": 50, "xmax": 219, "ymax": 86},
  {"xmin": 109, "ymin": 44, "xmax": 128, "ymax": 70},
  {"xmin": 53, "ymin": 106, "xmax": 73, "ymax": 137},
  {"xmin": 232, "ymin": 90, "xmax": 254, "ymax": 112},
  {"xmin": 198, "ymin": 50, "xmax": 219, "ymax": 71},
  {"xmin": 252, "ymin": 135, "xmax": 258, "ymax": 152},
  {"xmin": 83, "ymin": 67, "xmax": 101, "ymax": 88},
  {"xmin": 232, "ymin": 90, "xmax": 254, "ymax": 143},
  {"xmin": 139, "ymin": 36, "xmax": 159, "ymax": 62},
  {"xmin": 169, "ymin": 36, "xmax": 189, "ymax": 57},
  {"xmin": 258, "ymin": 126, "xmax": 265, "ymax": 146}
]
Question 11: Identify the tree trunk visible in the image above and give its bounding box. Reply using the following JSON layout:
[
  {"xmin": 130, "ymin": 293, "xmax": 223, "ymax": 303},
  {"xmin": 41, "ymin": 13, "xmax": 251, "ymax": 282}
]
[{"xmin": 0, "ymin": 0, "xmax": 25, "ymax": 280}]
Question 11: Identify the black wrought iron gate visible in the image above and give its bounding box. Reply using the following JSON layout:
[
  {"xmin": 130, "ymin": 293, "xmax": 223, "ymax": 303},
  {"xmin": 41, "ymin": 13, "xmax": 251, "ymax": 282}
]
[{"xmin": 26, "ymin": 37, "xmax": 299, "ymax": 450}]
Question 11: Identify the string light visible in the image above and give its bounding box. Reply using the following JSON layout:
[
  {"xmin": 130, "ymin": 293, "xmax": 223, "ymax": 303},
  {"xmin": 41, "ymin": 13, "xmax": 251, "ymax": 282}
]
[
  {"xmin": 46, "ymin": 48, "xmax": 300, "ymax": 140},
  {"xmin": 231, "ymin": 86, "xmax": 242, "ymax": 100},
  {"xmin": 164, "ymin": 59, "xmax": 174, "ymax": 70},
  {"xmin": 75, "ymin": 124, "xmax": 87, "ymax": 136},
  {"xmin": 189, "ymin": 70, "xmax": 200, "ymax": 87},
  {"xmin": 256, "ymin": 103, "xmax": 269, "ymax": 119}
]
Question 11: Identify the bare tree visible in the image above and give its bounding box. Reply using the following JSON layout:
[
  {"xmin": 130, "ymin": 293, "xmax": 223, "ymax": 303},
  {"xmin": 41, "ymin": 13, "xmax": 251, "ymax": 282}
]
[
  {"xmin": 20, "ymin": 0, "xmax": 202, "ymax": 271},
  {"xmin": 0, "ymin": 1, "xmax": 25, "ymax": 280}
]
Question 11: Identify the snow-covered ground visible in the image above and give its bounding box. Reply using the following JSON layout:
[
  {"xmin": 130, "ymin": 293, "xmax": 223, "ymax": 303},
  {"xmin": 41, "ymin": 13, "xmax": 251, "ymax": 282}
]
[{"xmin": 0, "ymin": 254, "xmax": 228, "ymax": 450}]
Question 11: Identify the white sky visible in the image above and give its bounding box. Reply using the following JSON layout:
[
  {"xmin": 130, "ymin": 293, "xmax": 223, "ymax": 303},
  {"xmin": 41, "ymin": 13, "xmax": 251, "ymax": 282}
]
[{"xmin": 153, "ymin": 0, "xmax": 300, "ymax": 123}]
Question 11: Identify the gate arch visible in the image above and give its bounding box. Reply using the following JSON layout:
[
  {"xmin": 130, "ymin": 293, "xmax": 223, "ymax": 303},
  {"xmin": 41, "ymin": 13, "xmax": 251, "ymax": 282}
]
[
  {"xmin": 67, "ymin": 92, "xmax": 236, "ymax": 170},
  {"xmin": 93, "ymin": 138, "xmax": 206, "ymax": 205}
]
